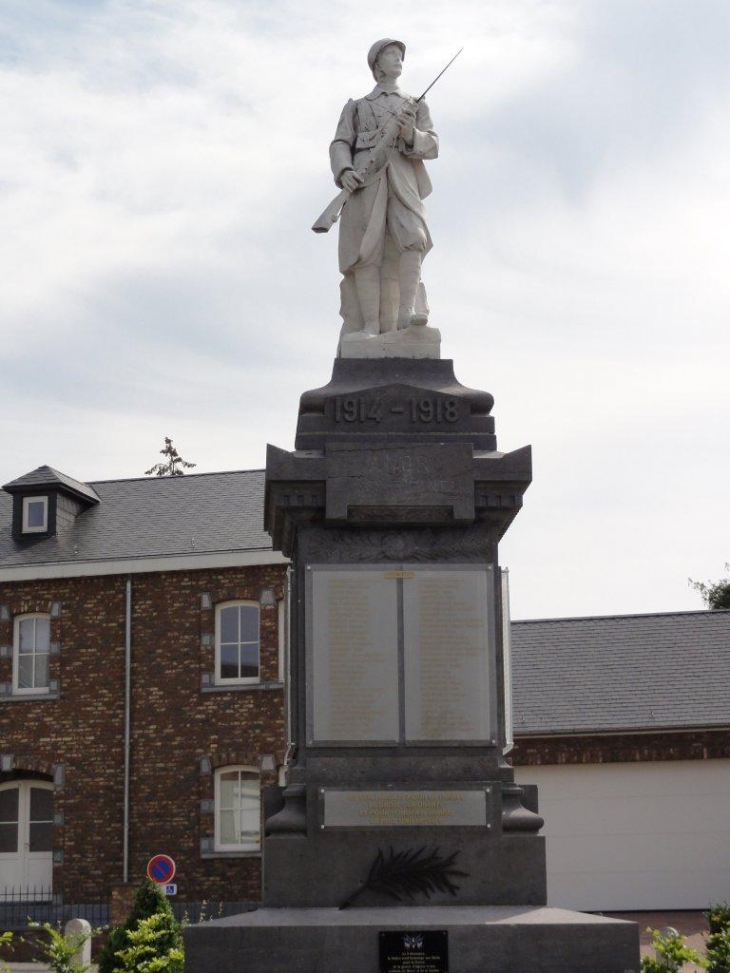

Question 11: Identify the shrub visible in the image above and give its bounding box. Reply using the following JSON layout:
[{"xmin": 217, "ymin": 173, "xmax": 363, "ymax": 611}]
[
  {"xmin": 111, "ymin": 913, "xmax": 184, "ymax": 973},
  {"xmin": 0, "ymin": 931, "xmax": 13, "ymax": 972},
  {"xmin": 97, "ymin": 879, "xmax": 183, "ymax": 973},
  {"xmin": 26, "ymin": 921, "xmax": 96, "ymax": 973},
  {"xmin": 706, "ymin": 904, "xmax": 730, "ymax": 973},
  {"xmin": 707, "ymin": 904, "xmax": 730, "ymax": 936},
  {"xmin": 640, "ymin": 927, "xmax": 705, "ymax": 972}
]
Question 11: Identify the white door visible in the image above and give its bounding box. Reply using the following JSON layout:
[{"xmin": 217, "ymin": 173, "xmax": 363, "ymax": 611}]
[
  {"xmin": 515, "ymin": 759, "xmax": 730, "ymax": 911},
  {"xmin": 0, "ymin": 781, "xmax": 53, "ymax": 899}
]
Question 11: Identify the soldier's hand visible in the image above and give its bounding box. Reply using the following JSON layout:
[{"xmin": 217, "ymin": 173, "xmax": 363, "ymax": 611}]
[
  {"xmin": 398, "ymin": 104, "xmax": 417, "ymax": 144},
  {"xmin": 341, "ymin": 170, "xmax": 364, "ymax": 192}
]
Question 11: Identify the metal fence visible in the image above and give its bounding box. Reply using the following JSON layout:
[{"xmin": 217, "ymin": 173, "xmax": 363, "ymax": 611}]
[
  {"xmin": 0, "ymin": 888, "xmax": 110, "ymax": 930},
  {"xmin": 0, "ymin": 887, "xmax": 257, "ymax": 930}
]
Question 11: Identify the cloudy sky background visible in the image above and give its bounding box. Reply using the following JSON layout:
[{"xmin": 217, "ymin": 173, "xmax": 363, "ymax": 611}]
[{"xmin": 1, "ymin": 0, "xmax": 728, "ymax": 619}]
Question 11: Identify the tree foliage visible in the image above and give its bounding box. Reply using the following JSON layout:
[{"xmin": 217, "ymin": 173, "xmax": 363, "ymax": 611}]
[
  {"xmin": 145, "ymin": 438, "xmax": 196, "ymax": 477},
  {"xmin": 0, "ymin": 931, "xmax": 13, "ymax": 972},
  {"xmin": 640, "ymin": 927, "xmax": 705, "ymax": 972},
  {"xmin": 97, "ymin": 879, "xmax": 183, "ymax": 973},
  {"xmin": 706, "ymin": 903, "xmax": 730, "ymax": 973},
  {"xmin": 27, "ymin": 921, "xmax": 96, "ymax": 973},
  {"xmin": 689, "ymin": 564, "xmax": 730, "ymax": 610},
  {"xmin": 111, "ymin": 914, "xmax": 184, "ymax": 973}
]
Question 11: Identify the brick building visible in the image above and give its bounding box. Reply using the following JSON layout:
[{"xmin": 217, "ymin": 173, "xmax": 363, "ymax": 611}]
[
  {"xmin": 0, "ymin": 466, "xmax": 288, "ymax": 910},
  {"xmin": 1, "ymin": 464, "xmax": 728, "ymax": 914}
]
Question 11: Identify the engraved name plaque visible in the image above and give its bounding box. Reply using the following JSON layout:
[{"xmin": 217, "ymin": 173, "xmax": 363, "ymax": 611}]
[
  {"xmin": 307, "ymin": 565, "xmax": 494, "ymax": 746},
  {"xmin": 404, "ymin": 570, "xmax": 491, "ymax": 742},
  {"xmin": 323, "ymin": 789, "xmax": 488, "ymax": 828},
  {"xmin": 310, "ymin": 569, "xmax": 399, "ymax": 743}
]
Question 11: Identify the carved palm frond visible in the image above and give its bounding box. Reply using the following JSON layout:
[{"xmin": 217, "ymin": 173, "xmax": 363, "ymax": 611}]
[{"xmin": 339, "ymin": 846, "xmax": 468, "ymax": 909}]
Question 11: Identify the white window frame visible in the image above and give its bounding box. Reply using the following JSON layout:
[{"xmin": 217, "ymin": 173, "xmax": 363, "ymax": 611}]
[
  {"xmin": 0, "ymin": 779, "xmax": 54, "ymax": 897},
  {"xmin": 12, "ymin": 614, "xmax": 51, "ymax": 696},
  {"xmin": 21, "ymin": 496, "xmax": 48, "ymax": 533},
  {"xmin": 214, "ymin": 601, "xmax": 260, "ymax": 686},
  {"xmin": 213, "ymin": 766, "xmax": 261, "ymax": 852}
]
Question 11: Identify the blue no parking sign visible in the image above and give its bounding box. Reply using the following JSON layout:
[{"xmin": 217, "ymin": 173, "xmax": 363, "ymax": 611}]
[{"xmin": 146, "ymin": 854, "xmax": 176, "ymax": 885}]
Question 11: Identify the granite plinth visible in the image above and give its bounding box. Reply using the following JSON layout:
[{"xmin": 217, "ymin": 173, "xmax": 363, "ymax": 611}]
[
  {"xmin": 183, "ymin": 905, "xmax": 640, "ymax": 973},
  {"xmin": 294, "ymin": 359, "xmax": 496, "ymax": 452},
  {"xmin": 263, "ymin": 829, "xmax": 546, "ymax": 908}
]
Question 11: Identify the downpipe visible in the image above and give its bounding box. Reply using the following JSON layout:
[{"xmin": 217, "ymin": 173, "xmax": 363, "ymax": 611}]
[{"xmin": 123, "ymin": 577, "xmax": 132, "ymax": 883}]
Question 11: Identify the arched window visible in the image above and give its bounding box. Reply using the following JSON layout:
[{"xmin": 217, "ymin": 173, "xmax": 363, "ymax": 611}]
[
  {"xmin": 215, "ymin": 602, "xmax": 260, "ymax": 685},
  {"xmin": 214, "ymin": 766, "xmax": 260, "ymax": 852},
  {"xmin": 13, "ymin": 614, "xmax": 51, "ymax": 695}
]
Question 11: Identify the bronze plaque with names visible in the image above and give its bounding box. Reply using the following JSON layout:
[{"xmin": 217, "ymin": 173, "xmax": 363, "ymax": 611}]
[{"xmin": 323, "ymin": 789, "xmax": 488, "ymax": 828}]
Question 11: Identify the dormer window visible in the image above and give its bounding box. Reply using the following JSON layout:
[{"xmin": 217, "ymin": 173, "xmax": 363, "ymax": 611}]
[
  {"xmin": 3, "ymin": 465, "xmax": 100, "ymax": 541},
  {"xmin": 22, "ymin": 496, "xmax": 48, "ymax": 533}
]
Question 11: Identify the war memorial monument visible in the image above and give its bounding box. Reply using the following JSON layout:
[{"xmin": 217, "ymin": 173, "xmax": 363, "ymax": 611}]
[{"xmin": 184, "ymin": 39, "xmax": 640, "ymax": 973}]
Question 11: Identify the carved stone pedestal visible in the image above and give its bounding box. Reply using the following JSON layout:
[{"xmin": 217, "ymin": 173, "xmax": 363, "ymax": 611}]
[{"xmin": 184, "ymin": 358, "xmax": 640, "ymax": 972}]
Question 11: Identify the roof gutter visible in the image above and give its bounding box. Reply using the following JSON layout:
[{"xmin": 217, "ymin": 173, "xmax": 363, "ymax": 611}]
[
  {"xmin": 0, "ymin": 549, "xmax": 289, "ymax": 582},
  {"xmin": 514, "ymin": 725, "xmax": 730, "ymax": 740}
]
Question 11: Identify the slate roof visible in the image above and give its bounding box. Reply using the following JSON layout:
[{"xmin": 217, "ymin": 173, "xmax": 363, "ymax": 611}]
[
  {"xmin": 511, "ymin": 610, "xmax": 730, "ymax": 735},
  {"xmin": 0, "ymin": 469, "xmax": 272, "ymax": 567},
  {"xmin": 3, "ymin": 465, "xmax": 100, "ymax": 504}
]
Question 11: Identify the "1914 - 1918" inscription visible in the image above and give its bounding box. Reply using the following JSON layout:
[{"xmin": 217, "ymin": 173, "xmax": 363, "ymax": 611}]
[{"xmin": 330, "ymin": 395, "xmax": 461, "ymax": 424}]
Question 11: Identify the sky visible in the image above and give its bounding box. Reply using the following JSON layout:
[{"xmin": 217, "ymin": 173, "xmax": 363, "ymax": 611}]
[{"xmin": 1, "ymin": 0, "xmax": 728, "ymax": 620}]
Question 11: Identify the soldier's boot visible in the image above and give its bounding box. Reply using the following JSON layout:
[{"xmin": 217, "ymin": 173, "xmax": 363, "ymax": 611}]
[
  {"xmin": 397, "ymin": 251, "xmax": 428, "ymax": 329},
  {"xmin": 355, "ymin": 266, "xmax": 381, "ymax": 336}
]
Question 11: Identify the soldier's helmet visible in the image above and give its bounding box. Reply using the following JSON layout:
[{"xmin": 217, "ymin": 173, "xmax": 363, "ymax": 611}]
[{"xmin": 367, "ymin": 39, "xmax": 406, "ymax": 78}]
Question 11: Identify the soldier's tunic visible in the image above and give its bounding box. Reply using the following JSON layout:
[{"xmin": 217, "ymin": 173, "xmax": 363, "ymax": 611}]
[{"xmin": 330, "ymin": 84, "xmax": 439, "ymax": 276}]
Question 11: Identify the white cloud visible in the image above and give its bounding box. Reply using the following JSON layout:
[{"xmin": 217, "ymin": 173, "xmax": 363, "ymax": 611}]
[{"xmin": 1, "ymin": 0, "xmax": 728, "ymax": 618}]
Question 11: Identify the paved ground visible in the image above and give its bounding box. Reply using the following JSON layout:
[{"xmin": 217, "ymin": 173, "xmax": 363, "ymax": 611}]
[
  {"xmin": 606, "ymin": 911, "xmax": 708, "ymax": 971},
  {"xmin": 6, "ymin": 966, "xmax": 98, "ymax": 972},
  {"xmin": 6, "ymin": 965, "xmax": 97, "ymax": 972}
]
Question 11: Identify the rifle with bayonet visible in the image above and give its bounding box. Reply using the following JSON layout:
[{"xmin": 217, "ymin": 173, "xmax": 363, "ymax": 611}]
[{"xmin": 311, "ymin": 47, "xmax": 463, "ymax": 234}]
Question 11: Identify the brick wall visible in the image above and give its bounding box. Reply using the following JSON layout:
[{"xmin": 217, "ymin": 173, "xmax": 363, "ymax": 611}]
[
  {"xmin": 0, "ymin": 564, "xmax": 287, "ymax": 903},
  {"xmin": 512, "ymin": 728, "xmax": 730, "ymax": 766}
]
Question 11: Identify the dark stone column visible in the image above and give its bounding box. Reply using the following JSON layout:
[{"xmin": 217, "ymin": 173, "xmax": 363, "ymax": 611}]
[{"xmin": 264, "ymin": 358, "xmax": 543, "ymax": 909}]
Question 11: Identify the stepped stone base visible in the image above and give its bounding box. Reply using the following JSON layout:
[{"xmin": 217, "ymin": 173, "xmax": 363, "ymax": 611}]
[{"xmin": 184, "ymin": 904, "xmax": 640, "ymax": 973}]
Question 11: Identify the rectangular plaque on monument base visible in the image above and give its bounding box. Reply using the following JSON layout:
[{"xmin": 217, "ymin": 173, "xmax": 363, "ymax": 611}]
[
  {"xmin": 380, "ymin": 931, "xmax": 448, "ymax": 973},
  {"xmin": 322, "ymin": 789, "xmax": 489, "ymax": 828}
]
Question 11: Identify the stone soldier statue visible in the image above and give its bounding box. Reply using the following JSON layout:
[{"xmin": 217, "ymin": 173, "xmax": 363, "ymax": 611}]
[{"xmin": 330, "ymin": 39, "xmax": 439, "ymax": 343}]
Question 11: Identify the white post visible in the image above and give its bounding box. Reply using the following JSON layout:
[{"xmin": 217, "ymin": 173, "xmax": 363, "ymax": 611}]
[{"xmin": 64, "ymin": 917, "xmax": 92, "ymax": 967}]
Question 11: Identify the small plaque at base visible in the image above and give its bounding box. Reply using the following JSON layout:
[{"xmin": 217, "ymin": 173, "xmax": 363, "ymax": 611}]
[{"xmin": 380, "ymin": 930, "xmax": 448, "ymax": 973}]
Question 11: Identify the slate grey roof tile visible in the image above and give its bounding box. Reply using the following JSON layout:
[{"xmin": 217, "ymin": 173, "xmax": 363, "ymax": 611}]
[
  {"xmin": 0, "ymin": 468, "xmax": 271, "ymax": 566},
  {"xmin": 3, "ymin": 465, "xmax": 100, "ymax": 504},
  {"xmin": 511, "ymin": 610, "xmax": 730, "ymax": 734}
]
